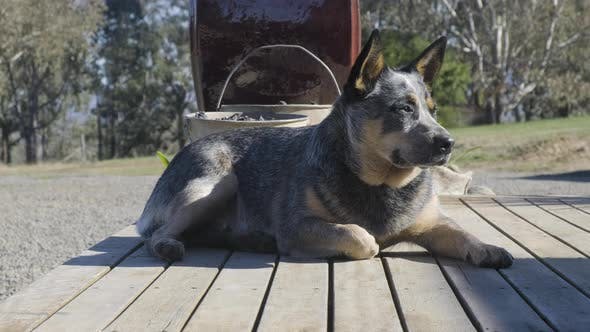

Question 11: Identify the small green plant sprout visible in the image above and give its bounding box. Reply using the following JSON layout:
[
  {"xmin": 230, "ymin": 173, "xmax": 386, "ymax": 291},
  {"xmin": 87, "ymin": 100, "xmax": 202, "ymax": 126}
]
[
  {"xmin": 156, "ymin": 151, "xmax": 170, "ymax": 168},
  {"xmin": 450, "ymin": 146, "xmax": 482, "ymax": 164}
]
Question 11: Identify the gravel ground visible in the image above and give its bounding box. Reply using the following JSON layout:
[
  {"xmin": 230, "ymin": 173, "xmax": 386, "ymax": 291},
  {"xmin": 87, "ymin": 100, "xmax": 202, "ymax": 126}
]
[
  {"xmin": 1, "ymin": 170, "xmax": 588, "ymax": 301},
  {"xmin": 0, "ymin": 175, "xmax": 157, "ymax": 301}
]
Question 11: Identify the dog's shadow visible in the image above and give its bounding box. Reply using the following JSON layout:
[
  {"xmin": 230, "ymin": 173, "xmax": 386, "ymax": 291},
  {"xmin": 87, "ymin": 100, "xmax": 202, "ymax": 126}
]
[{"xmin": 61, "ymin": 239, "xmax": 433, "ymax": 270}]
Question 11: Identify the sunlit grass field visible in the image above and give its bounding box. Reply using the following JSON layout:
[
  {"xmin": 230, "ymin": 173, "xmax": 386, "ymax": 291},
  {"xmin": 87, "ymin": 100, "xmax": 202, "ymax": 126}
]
[
  {"xmin": 449, "ymin": 115, "xmax": 590, "ymax": 171},
  {"xmin": 0, "ymin": 156, "xmax": 165, "ymax": 178}
]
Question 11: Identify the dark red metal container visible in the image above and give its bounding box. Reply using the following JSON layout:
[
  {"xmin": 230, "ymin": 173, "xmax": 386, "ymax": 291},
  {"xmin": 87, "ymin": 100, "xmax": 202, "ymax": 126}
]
[{"xmin": 189, "ymin": 0, "xmax": 361, "ymax": 112}]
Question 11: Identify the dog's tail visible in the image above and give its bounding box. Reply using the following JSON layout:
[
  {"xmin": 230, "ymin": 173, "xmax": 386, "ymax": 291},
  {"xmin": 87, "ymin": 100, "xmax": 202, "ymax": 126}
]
[
  {"xmin": 136, "ymin": 213, "xmax": 157, "ymax": 238},
  {"xmin": 136, "ymin": 194, "xmax": 165, "ymax": 238}
]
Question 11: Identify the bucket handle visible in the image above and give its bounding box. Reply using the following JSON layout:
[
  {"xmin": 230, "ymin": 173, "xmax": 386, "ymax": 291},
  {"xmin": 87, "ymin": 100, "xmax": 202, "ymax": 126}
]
[{"xmin": 216, "ymin": 44, "xmax": 341, "ymax": 111}]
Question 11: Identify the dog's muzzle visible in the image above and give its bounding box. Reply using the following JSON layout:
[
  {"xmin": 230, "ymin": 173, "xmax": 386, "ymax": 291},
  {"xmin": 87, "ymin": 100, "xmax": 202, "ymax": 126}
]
[
  {"xmin": 428, "ymin": 135, "xmax": 454, "ymax": 165},
  {"xmin": 433, "ymin": 135, "xmax": 455, "ymax": 154}
]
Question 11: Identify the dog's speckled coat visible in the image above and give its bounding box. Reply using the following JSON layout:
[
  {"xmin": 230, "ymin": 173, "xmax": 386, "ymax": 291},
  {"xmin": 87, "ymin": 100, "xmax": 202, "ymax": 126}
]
[{"xmin": 137, "ymin": 30, "xmax": 513, "ymax": 268}]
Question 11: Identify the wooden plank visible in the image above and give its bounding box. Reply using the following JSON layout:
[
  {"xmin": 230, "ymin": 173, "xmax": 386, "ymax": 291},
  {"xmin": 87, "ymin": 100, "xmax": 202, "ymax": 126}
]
[
  {"xmin": 382, "ymin": 206, "xmax": 549, "ymax": 331},
  {"xmin": 496, "ymin": 196, "xmax": 590, "ymax": 256},
  {"xmin": 35, "ymin": 246, "xmax": 166, "ymax": 332},
  {"xmin": 384, "ymin": 249, "xmax": 475, "ymax": 331},
  {"xmin": 561, "ymin": 197, "xmax": 590, "ymax": 214},
  {"xmin": 439, "ymin": 199, "xmax": 553, "ymax": 331},
  {"xmin": 528, "ymin": 197, "xmax": 590, "ymax": 232},
  {"xmin": 333, "ymin": 258, "xmax": 402, "ymax": 332},
  {"xmin": 0, "ymin": 225, "xmax": 142, "ymax": 332},
  {"xmin": 441, "ymin": 197, "xmax": 590, "ymax": 331},
  {"xmin": 465, "ymin": 197, "xmax": 590, "ymax": 296},
  {"xmin": 183, "ymin": 252, "xmax": 275, "ymax": 332},
  {"xmin": 257, "ymin": 258, "xmax": 328, "ymax": 332},
  {"xmin": 438, "ymin": 258, "xmax": 552, "ymax": 332},
  {"xmin": 105, "ymin": 248, "xmax": 229, "ymax": 332},
  {"xmin": 384, "ymin": 203, "xmax": 550, "ymax": 331}
]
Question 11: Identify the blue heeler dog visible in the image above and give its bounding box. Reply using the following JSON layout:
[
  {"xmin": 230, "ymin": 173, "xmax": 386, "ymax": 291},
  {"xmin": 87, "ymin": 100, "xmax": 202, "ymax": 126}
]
[{"xmin": 137, "ymin": 30, "xmax": 513, "ymax": 268}]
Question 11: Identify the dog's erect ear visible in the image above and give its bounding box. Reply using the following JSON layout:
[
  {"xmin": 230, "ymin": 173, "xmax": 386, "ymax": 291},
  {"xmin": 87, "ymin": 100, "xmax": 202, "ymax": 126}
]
[
  {"xmin": 346, "ymin": 29, "xmax": 386, "ymax": 95},
  {"xmin": 409, "ymin": 36, "xmax": 447, "ymax": 89}
]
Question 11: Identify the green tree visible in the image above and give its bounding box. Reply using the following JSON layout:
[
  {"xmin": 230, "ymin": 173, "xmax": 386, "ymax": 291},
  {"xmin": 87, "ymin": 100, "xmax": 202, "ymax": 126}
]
[
  {"xmin": 92, "ymin": 0, "xmax": 191, "ymax": 159},
  {"xmin": 362, "ymin": 0, "xmax": 589, "ymax": 123},
  {"xmin": 375, "ymin": 30, "xmax": 471, "ymax": 127},
  {"xmin": 146, "ymin": 0, "xmax": 195, "ymax": 150},
  {"xmin": 0, "ymin": 0, "xmax": 104, "ymax": 163}
]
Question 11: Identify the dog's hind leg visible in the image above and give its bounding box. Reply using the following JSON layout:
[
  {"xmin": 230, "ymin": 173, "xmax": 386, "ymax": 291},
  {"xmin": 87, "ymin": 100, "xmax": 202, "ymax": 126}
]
[{"xmin": 149, "ymin": 172, "xmax": 238, "ymax": 262}]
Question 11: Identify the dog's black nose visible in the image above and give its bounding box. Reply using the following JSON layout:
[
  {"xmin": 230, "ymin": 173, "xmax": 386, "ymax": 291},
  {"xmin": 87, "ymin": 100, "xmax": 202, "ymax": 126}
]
[{"xmin": 434, "ymin": 136, "xmax": 455, "ymax": 154}]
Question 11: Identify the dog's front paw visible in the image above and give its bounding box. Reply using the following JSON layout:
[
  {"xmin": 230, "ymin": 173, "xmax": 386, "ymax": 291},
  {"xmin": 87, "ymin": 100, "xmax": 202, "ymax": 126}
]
[
  {"xmin": 344, "ymin": 224, "xmax": 380, "ymax": 260},
  {"xmin": 465, "ymin": 243, "xmax": 513, "ymax": 268},
  {"xmin": 151, "ymin": 237, "xmax": 185, "ymax": 262}
]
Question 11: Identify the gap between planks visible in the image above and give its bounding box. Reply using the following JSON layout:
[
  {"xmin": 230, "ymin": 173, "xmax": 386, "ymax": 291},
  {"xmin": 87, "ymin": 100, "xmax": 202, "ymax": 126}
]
[
  {"xmin": 382, "ymin": 243, "xmax": 475, "ymax": 332},
  {"xmin": 256, "ymin": 257, "xmax": 329, "ymax": 332},
  {"xmin": 559, "ymin": 197, "xmax": 590, "ymax": 215},
  {"xmin": 35, "ymin": 246, "xmax": 168, "ymax": 332},
  {"xmin": 105, "ymin": 249, "xmax": 230, "ymax": 332},
  {"xmin": 526, "ymin": 197, "xmax": 590, "ymax": 233},
  {"xmin": 452, "ymin": 197, "xmax": 590, "ymax": 330},
  {"xmin": 464, "ymin": 197, "xmax": 590, "ymax": 298},
  {"xmin": 333, "ymin": 257, "xmax": 403, "ymax": 331},
  {"xmin": 494, "ymin": 197, "xmax": 590, "ymax": 258},
  {"xmin": 0, "ymin": 225, "xmax": 143, "ymax": 332},
  {"xmin": 182, "ymin": 252, "xmax": 276, "ymax": 331}
]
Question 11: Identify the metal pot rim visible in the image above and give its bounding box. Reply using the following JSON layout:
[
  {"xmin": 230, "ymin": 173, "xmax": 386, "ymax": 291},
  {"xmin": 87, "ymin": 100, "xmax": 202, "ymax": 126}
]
[{"xmin": 184, "ymin": 111, "xmax": 309, "ymax": 124}]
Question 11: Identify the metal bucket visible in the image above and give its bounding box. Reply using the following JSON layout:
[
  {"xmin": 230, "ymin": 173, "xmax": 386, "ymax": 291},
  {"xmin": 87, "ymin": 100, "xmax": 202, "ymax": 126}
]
[
  {"xmin": 218, "ymin": 104, "xmax": 331, "ymax": 125},
  {"xmin": 185, "ymin": 112, "xmax": 309, "ymax": 141},
  {"xmin": 185, "ymin": 44, "xmax": 340, "ymax": 141}
]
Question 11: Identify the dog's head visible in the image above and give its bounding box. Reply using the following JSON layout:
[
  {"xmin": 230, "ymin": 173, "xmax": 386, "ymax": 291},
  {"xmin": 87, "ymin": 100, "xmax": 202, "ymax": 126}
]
[{"xmin": 342, "ymin": 29, "xmax": 453, "ymax": 169}]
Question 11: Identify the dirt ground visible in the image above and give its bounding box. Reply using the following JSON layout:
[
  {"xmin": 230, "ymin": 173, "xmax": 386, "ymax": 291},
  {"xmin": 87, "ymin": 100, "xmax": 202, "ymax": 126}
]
[{"xmin": 1, "ymin": 169, "xmax": 589, "ymax": 301}]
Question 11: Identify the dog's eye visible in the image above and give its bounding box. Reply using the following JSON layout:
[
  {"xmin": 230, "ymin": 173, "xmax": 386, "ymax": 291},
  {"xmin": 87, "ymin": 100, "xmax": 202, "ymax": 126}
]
[{"xmin": 399, "ymin": 105, "xmax": 414, "ymax": 113}]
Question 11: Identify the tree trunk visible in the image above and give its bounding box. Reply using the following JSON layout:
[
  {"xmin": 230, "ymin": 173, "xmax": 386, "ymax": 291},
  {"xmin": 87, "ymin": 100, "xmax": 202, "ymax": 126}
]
[
  {"xmin": 81, "ymin": 134, "xmax": 87, "ymax": 162},
  {"xmin": 97, "ymin": 112, "xmax": 103, "ymax": 160},
  {"xmin": 24, "ymin": 88, "xmax": 39, "ymax": 164},
  {"xmin": 486, "ymin": 97, "xmax": 497, "ymax": 124},
  {"xmin": 177, "ymin": 108, "xmax": 186, "ymax": 148},
  {"xmin": 1, "ymin": 128, "xmax": 11, "ymax": 164},
  {"xmin": 494, "ymin": 93, "xmax": 503, "ymax": 124},
  {"xmin": 1, "ymin": 130, "xmax": 4, "ymax": 163},
  {"xmin": 41, "ymin": 128, "xmax": 49, "ymax": 161},
  {"xmin": 109, "ymin": 110, "xmax": 116, "ymax": 159},
  {"xmin": 514, "ymin": 106, "xmax": 523, "ymax": 122},
  {"xmin": 24, "ymin": 126, "xmax": 37, "ymax": 164}
]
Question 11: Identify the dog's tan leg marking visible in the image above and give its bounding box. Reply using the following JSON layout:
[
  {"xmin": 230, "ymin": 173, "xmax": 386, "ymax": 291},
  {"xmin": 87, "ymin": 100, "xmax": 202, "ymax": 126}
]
[
  {"xmin": 150, "ymin": 172, "xmax": 238, "ymax": 262},
  {"xmin": 281, "ymin": 217, "xmax": 378, "ymax": 260},
  {"xmin": 305, "ymin": 187, "xmax": 334, "ymax": 222},
  {"xmin": 298, "ymin": 187, "xmax": 376, "ymax": 259},
  {"xmin": 398, "ymin": 196, "xmax": 513, "ymax": 268}
]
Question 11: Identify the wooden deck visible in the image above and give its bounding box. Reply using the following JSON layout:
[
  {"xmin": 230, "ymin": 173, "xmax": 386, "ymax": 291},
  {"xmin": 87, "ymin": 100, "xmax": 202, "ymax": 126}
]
[{"xmin": 2, "ymin": 196, "xmax": 590, "ymax": 331}]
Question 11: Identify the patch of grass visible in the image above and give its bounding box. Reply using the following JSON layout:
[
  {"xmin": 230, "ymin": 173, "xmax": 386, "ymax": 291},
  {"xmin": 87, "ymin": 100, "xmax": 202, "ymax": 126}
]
[
  {"xmin": 0, "ymin": 156, "xmax": 165, "ymax": 178},
  {"xmin": 449, "ymin": 115, "xmax": 590, "ymax": 171}
]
